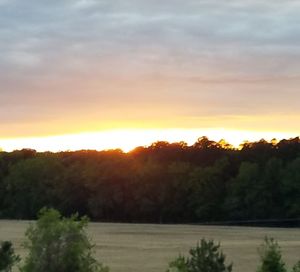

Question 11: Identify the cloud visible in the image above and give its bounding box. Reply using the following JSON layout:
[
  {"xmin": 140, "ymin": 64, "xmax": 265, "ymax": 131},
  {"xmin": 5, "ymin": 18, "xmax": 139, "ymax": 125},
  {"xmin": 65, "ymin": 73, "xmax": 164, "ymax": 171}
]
[{"xmin": 0, "ymin": 0, "xmax": 300, "ymax": 136}]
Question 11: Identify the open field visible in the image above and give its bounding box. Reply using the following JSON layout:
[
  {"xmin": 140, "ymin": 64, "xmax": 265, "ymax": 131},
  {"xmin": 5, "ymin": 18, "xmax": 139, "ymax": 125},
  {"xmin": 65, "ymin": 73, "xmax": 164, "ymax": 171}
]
[{"xmin": 0, "ymin": 221, "xmax": 299, "ymax": 272}]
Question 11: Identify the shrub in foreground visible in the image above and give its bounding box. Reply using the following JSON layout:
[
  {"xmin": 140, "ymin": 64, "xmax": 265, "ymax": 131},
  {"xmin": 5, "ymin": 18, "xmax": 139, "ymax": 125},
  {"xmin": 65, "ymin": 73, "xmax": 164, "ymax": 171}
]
[
  {"xmin": 257, "ymin": 237, "xmax": 286, "ymax": 272},
  {"xmin": 20, "ymin": 208, "xmax": 109, "ymax": 272},
  {"xmin": 0, "ymin": 241, "xmax": 20, "ymax": 272},
  {"xmin": 292, "ymin": 261, "xmax": 300, "ymax": 272},
  {"xmin": 167, "ymin": 239, "xmax": 232, "ymax": 272}
]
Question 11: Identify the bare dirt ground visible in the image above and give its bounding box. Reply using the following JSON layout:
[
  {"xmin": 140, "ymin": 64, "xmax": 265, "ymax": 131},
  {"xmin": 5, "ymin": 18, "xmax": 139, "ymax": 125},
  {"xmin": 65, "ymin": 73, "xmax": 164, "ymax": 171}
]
[{"xmin": 0, "ymin": 220, "xmax": 299, "ymax": 272}]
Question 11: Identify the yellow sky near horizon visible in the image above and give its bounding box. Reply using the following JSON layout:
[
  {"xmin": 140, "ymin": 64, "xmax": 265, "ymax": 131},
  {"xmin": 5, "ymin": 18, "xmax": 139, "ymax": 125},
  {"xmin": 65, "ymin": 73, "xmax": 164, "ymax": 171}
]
[
  {"xmin": 2, "ymin": 113, "xmax": 300, "ymax": 138},
  {"xmin": 1, "ymin": 1, "xmax": 300, "ymax": 152},
  {"xmin": 0, "ymin": 128, "xmax": 298, "ymax": 153},
  {"xmin": 1, "ymin": 113, "xmax": 300, "ymax": 152}
]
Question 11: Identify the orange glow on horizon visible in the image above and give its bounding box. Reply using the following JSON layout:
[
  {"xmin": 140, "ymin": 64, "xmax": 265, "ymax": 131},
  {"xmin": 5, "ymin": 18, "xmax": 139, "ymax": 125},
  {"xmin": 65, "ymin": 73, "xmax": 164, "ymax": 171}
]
[{"xmin": 0, "ymin": 129, "xmax": 298, "ymax": 153}]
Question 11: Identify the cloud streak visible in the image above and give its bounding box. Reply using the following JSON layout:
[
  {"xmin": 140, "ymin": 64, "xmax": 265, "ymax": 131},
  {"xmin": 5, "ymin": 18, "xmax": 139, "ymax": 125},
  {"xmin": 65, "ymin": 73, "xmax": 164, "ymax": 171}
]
[{"xmin": 0, "ymin": 0, "xmax": 300, "ymax": 137}]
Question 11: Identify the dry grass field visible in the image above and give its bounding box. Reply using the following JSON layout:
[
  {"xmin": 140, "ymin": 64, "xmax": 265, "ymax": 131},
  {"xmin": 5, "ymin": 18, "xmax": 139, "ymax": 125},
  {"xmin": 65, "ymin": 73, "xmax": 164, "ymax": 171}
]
[{"xmin": 0, "ymin": 221, "xmax": 299, "ymax": 272}]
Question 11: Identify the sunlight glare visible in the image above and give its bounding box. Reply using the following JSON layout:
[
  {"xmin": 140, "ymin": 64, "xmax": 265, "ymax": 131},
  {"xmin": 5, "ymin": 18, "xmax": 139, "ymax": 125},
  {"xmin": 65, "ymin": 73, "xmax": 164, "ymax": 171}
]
[{"xmin": 0, "ymin": 129, "xmax": 298, "ymax": 152}]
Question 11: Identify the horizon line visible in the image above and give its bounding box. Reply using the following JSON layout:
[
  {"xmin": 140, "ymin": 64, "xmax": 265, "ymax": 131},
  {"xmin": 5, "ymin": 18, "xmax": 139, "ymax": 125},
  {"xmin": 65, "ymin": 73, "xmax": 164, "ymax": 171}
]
[{"xmin": 0, "ymin": 128, "xmax": 299, "ymax": 153}]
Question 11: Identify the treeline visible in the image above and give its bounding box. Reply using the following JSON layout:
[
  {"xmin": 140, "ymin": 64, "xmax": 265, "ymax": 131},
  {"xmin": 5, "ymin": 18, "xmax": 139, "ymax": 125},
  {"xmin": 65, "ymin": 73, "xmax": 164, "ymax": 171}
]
[{"xmin": 0, "ymin": 136, "xmax": 300, "ymax": 223}]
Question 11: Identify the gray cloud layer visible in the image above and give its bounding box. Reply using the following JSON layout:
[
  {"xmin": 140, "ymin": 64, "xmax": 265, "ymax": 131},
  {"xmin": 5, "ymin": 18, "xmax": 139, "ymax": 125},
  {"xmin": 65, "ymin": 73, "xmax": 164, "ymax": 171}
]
[{"xmin": 1, "ymin": 0, "xmax": 300, "ymax": 130}]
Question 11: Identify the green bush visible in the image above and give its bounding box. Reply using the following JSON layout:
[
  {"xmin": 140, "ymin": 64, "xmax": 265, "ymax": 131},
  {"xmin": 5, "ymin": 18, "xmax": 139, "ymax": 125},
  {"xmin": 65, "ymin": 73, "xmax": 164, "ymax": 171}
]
[
  {"xmin": 167, "ymin": 239, "xmax": 232, "ymax": 272},
  {"xmin": 20, "ymin": 208, "xmax": 109, "ymax": 272},
  {"xmin": 292, "ymin": 261, "xmax": 300, "ymax": 272},
  {"xmin": 0, "ymin": 241, "xmax": 20, "ymax": 272},
  {"xmin": 257, "ymin": 237, "xmax": 287, "ymax": 272}
]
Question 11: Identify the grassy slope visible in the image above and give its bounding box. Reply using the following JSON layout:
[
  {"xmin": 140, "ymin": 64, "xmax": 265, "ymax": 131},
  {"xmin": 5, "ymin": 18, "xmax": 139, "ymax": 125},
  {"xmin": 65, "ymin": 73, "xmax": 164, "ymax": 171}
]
[{"xmin": 0, "ymin": 221, "xmax": 299, "ymax": 272}]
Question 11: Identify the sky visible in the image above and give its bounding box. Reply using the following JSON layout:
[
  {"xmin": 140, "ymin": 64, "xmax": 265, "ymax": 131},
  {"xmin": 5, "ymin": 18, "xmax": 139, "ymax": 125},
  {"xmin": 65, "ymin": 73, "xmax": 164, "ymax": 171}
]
[{"xmin": 0, "ymin": 0, "xmax": 300, "ymax": 151}]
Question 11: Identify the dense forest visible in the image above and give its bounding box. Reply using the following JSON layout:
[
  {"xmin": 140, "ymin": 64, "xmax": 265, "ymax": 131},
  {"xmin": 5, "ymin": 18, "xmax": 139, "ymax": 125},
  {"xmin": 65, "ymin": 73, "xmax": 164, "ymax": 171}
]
[{"xmin": 0, "ymin": 136, "xmax": 300, "ymax": 224}]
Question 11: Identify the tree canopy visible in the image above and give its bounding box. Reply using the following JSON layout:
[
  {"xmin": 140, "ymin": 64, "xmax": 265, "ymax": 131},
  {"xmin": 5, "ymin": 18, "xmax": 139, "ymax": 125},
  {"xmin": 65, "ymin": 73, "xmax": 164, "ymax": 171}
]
[{"xmin": 0, "ymin": 137, "xmax": 300, "ymax": 224}]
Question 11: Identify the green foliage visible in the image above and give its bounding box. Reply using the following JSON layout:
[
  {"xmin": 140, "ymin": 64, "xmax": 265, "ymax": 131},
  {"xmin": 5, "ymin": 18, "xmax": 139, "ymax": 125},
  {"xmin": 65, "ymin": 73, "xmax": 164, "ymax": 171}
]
[
  {"xmin": 167, "ymin": 256, "xmax": 189, "ymax": 272},
  {"xmin": 257, "ymin": 237, "xmax": 287, "ymax": 272},
  {"xmin": 3, "ymin": 157, "xmax": 64, "ymax": 219},
  {"xmin": 0, "ymin": 241, "xmax": 20, "ymax": 272},
  {"xmin": 1, "ymin": 138, "xmax": 300, "ymax": 223},
  {"xmin": 226, "ymin": 162, "xmax": 261, "ymax": 219},
  {"xmin": 167, "ymin": 239, "xmax": 232, "ymax": 272},
  {"xmin": 20, "ymin": 208, "xmax": 109, "ymax": 272},
  {"xmin": 281, "ymin": 158, "xmax": 300, "ymax": 217},
  {"xmin": 292, "ymin": 261, "xmax": 300, "ymax": 272},
  {"xmin": 189, "ymin": 158, "xmax": 229, "ymax": 221}
]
